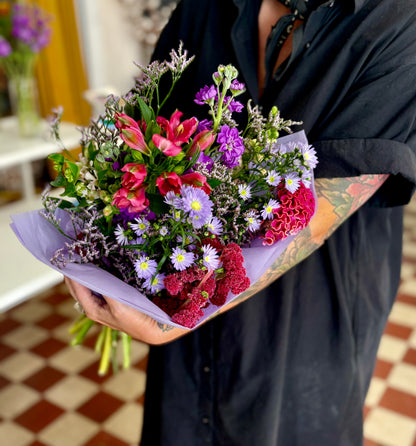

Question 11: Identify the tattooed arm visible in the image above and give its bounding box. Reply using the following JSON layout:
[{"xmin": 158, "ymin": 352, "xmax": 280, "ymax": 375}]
[{"xmin": 65, "ymin": 174, "xmax": 388, "ymax": 345}]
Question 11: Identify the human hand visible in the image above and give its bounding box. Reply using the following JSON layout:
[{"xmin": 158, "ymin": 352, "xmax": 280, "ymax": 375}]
[{"xmin": 64, "ymin": 277, "xmax": 188, "ymax": 345}]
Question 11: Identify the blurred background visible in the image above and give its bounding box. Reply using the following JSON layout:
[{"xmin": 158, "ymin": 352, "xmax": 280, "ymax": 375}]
[{"xmin": 0, "ymin": 1, "xmax": 415, "ymax": 445}]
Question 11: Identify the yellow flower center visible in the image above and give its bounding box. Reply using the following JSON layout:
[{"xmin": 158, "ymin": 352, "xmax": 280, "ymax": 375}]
[
  {"xmin": 191, "ymin": 200, "xmax": 201, "ymax": 211},
  {"xmin": 177, "ymin": 254, "xmax": 185, "ymax": 263}
]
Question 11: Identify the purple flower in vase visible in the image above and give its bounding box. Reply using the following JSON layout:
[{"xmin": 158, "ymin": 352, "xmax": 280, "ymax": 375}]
[{"xmin": 0, "ymin": 37, "xmax": 11, "ymax": 57}]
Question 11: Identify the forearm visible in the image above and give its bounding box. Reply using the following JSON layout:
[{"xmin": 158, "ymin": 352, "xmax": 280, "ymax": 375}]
[{"xmin": 219, "ymin": 174, "xmax": 389, "ymax": 311}]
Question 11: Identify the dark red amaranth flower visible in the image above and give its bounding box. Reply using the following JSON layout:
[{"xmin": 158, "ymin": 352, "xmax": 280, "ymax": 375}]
[
  {"xmin": 211, "ymin": 243, "xmax": 250, "ymax": 307},
  {"xmin": 261, "ymin": 182, "xmax": 315, "ymax": 246}
]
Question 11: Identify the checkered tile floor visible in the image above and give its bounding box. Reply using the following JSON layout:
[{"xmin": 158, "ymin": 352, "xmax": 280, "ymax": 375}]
[{"xmin": 1, "ymin": 198, "xmax": 416, "ymax": 446}]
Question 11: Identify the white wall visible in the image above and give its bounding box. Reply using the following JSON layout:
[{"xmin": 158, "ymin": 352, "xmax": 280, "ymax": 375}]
[{"xmin": 74, "ymin": 0, "xmax": 146, "ymax": 96}]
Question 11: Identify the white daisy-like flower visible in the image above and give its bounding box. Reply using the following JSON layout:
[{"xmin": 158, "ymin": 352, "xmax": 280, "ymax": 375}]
[
  {"xmin": 238, "ymin": 184, "xmax": 252, "ymax": 201},
  {"xmin": 245, "ymin": 210, "xmax": 261, "ymax": 232},
  {"xmin": 114, "ymin": 224, "xmax": 129, "ymax": 245},
  {"xmin": 261, "ymin": 199, "xmax": 280, "ymax": 220},
  {"xmin": 266, "ymin": 170, "xmax": 281, "ymax": 186}
]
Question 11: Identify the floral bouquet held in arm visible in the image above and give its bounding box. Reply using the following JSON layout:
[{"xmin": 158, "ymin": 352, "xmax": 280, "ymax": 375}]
[{"xmin": 11, "ymin": 45, "xmax": 318, "ymax": 374}]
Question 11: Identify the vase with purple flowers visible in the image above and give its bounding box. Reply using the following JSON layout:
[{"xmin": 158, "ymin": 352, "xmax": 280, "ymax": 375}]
[{"xmin": 0, "ymin": 1, "xmax": 52, "ymax": 137}]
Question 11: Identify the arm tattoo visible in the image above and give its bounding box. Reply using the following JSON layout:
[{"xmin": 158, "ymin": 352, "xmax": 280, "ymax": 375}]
[
  {"xmin": 157, "ymin": 322, "xmax": 174, "ymax": 332},
  {"xmin": 224, "ymin": 174, "xmax": 388, "ymax": 308}
]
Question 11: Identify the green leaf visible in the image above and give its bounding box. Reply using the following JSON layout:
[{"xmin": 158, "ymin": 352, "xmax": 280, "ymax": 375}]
[
  {"xmin": 147, "ymin": 192, "xmax": 169, "ymax": 215},
  {"xmin": 48, "ymin": 153, "xmax": 65, "ymax": 163},
  {"xmin": 207, "ymin": 178, "xmax": 222, "ymax": 188},
  {"xmin": 137, "ymin": 96, "xmax": 153, "ymax": 125},
  {"xmin": 50, "ymin": 172, "xmax": 67, "ymax": 188}
]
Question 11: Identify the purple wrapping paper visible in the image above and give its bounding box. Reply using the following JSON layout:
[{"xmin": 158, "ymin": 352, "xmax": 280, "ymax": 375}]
[{"xmin": 10, "ymin": 131, "xmax": 316, "ymax": 329}]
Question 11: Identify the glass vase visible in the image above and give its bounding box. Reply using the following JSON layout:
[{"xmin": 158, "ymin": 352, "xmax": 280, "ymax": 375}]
[{"xmin": 8, "ymin": 75, "xmax": 41, "ymax": 138}]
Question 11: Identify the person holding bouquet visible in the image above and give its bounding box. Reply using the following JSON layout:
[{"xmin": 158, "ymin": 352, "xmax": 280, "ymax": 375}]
[{"xmin": 65, "ymin": 0, "xmax": 416, "ymax": 444}]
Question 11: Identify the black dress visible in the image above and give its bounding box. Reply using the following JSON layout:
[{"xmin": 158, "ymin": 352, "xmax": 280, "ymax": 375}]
[{"xmin": 141, "ymin": 0, "xmax": 416, "ymax": 444}]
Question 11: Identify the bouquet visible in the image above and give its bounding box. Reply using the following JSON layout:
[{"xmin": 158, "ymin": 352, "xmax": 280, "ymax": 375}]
[{"xmin": 11, "ymin": 44, "xmax": 318, "ymax": 374}]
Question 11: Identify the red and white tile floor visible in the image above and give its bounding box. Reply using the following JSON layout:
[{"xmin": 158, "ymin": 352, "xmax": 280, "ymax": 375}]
[{"xmin": 1, "ymin": 196, "xmax": 416, "ymax": 446}]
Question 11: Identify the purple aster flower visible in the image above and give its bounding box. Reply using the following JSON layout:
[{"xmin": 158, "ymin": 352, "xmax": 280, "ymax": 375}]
[
  {"xmin": 194, "ymin": 85, "xmax": 217, "ymax": 105},
  {"xmin": 284, "ymin": 172, "xmax": 301, "ymax": 193},
  {"xmin": 180, "ymin": 185, "xmax": 213, "ymax": 228},
  {"xmin": 0, "ymin": 37, "xmax": 12, "ymax": 57},
  {"xmin": 143, "ymin": 273, "xmax": 166, "ymax": 293},
  {"xmin": 245, "ymin": 210, "xmax": 261, "ymax": 232},
  {"xmin": 134, "ymin": 255, "xmax": 157, "ymax": 279},
  {"xmin": 196, "ymin": 119, "xmax": 213, "ymax": 133},
  {"xmin": 261, "ymin": 199, "xmax": 280, "ymax": 220},
  {"xmin": 164, "ymin": 191, "xmax": 182, "ymax": 209},
  {"xmin": 217, "ymin": 125, "xmax": 245, "ymax": 168},
  {"xmin": 301, "ymin": 143, "xmax": 318, "ymax": 169},
  {"xmin": 130, "ymin": 217, "xmax": 150, "ymax": 236},
  {"xmin": 201, "ymin": 245, "xmax": 220, "ymax": 270},
  {"xmin": 170, "ymin": 247, "xmax": 195, "ymax": 271},
  {"xmin": 206, "ymin": 216, "xmax": 223, "ymax": 235}
]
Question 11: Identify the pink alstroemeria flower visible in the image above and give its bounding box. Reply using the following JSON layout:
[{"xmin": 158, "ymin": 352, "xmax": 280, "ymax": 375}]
[
  {"xmin": 152, "ymin": 110, "xmax": 198, "ymax": 157},
  {"xmin": 115, "ymin": 112, "xmax": 150, "ymax": 155},
  {"xmin": 181, "ymin": 172, "xmax": 212, "ymax": 195},
  {"xmin": 156, "ymin": 172, "xmax": 182, "ymax": 196},
  {"xmin": 121, "ymin": 163, "xmax": 147, "ymax": 190},
  {"xmin": 112, "ymin": 185, "xmax": 149, "ymax": 213},
  {"xmin": 188, "ymin": 130, "xmax": 215, "ymax": 157}
]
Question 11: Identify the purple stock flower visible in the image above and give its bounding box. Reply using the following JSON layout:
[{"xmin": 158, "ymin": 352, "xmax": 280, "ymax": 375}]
[
  {"xmin": 217, "ymin": 125, "xmax": 245, "ymax": 168},
  {"xmin": 194, "ymin": 85, "xmax": 217, "ymax": 105},
  {"xmin": 196, "ymin": 119, "xmax": 213, "ymax": 133},
  {"xmin": 0, "ymin": 37, "xmax": 11, "ymax": 57},
  {"xmin": 230, "ymin": 79, "xmax": 245, "ymax": 91},
  {"xmin": 226, "ymin": 97, "xmax": 244, "ymax": 113}
]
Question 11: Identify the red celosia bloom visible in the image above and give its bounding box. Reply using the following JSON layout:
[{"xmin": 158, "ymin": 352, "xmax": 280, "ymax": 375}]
[{"xmin": 261, "ymin": 182, "xmax": 315, "ymax": 246}]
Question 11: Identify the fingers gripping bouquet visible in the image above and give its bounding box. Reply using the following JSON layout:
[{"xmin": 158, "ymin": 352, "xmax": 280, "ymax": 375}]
[{"xmin": 15, "ymin": 45, "xmax": 318, "ymax": 373}]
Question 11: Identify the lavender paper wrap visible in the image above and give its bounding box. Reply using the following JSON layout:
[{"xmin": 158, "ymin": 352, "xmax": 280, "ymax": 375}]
[{"xmin": 10, "ymin": 131, "xmax": 316, "ymax": 329}]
